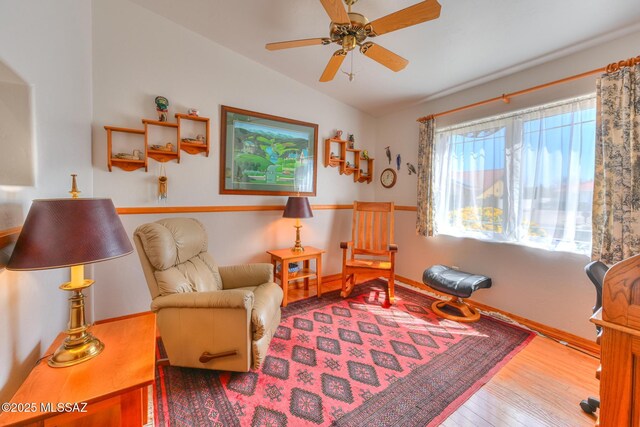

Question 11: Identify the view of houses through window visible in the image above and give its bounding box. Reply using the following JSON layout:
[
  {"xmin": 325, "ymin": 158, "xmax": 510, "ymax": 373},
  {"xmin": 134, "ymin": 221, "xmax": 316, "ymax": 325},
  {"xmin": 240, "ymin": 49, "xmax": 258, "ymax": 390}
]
[{"xmin": 433, "ymin": 95, "xmax": 596, "ymax": 254}]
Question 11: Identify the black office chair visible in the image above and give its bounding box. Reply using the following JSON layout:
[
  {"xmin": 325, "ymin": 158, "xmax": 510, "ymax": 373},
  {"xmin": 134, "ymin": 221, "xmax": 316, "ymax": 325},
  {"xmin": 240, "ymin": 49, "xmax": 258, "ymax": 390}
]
[{"xmin": 580, "ymin": 260, "xmax": 608, "ymax": 415}]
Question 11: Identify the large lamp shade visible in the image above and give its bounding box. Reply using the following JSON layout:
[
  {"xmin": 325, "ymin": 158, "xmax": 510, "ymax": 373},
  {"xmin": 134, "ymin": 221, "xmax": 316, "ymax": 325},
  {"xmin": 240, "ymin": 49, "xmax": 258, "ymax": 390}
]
[
  {"xmin": 283, "ymin": 197, "xmax": 313, "ymax": 219},
  {"xmin": 7, "ymin": 198, "xmax": 133, "ymax": 270}
]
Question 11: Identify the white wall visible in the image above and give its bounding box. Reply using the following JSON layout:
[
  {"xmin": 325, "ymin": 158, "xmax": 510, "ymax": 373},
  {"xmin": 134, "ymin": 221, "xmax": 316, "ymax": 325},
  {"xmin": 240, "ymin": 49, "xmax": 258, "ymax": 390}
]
[
  {"xmin": 91, "ymin": 0, "xmax": 377, "ymax": 320},
  {"xmin": 375, "ymin": 29, "xmax": 640, "ymax": 340},
  {"xmin": 0, "ymin": 0, "xmax": 93, "ymax": 403}
]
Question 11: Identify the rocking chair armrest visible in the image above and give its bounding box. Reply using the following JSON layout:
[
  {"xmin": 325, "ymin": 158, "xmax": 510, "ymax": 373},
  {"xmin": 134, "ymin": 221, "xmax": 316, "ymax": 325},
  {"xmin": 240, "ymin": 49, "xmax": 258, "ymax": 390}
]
[
  {"xmin": 388, "ymin": 243, "xmax": 398, "ymax": 252},
  {"xmin": 340, "ymin": 241, "xmax": 352, "ymax": 250}
]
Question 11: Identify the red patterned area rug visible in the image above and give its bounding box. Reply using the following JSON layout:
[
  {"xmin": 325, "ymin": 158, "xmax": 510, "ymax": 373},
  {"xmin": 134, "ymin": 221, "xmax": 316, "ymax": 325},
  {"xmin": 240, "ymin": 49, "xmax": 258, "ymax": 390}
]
[{"xmin": 154, "ymin": 280, "xmax": 534, "ymax": 426}]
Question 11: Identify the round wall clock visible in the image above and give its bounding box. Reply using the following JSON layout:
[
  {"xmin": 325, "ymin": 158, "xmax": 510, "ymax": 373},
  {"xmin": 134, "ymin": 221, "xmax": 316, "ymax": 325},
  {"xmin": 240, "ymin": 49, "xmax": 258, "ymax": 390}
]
[{"xmin": 380, "ymin": 168, "xmax": 397, "ymax": 188}]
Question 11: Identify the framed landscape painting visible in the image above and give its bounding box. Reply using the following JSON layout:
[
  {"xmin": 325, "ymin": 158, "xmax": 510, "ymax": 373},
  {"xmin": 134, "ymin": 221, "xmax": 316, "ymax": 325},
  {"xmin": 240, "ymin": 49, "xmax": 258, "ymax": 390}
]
[{"xmin": 220, "ymin": 105, "xmax": 318, "ymax": 196}]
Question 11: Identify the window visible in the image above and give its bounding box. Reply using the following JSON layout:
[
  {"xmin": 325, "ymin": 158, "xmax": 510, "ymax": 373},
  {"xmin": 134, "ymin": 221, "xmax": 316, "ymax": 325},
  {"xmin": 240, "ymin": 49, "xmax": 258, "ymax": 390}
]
[{"xmin": 433, "ymin": 95, "xmax": 596, "ymax": 254}]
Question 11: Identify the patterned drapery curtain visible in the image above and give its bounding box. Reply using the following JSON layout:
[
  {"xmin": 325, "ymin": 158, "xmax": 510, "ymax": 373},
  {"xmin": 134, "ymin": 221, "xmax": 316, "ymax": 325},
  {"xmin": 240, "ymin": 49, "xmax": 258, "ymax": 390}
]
[
  {"xmin": 592, "ymin": 64, "xmax": 640, "ymax": 263},
  {"xmin": 417, "ymin": 117, "xmax": 436, "ymax": 236}
]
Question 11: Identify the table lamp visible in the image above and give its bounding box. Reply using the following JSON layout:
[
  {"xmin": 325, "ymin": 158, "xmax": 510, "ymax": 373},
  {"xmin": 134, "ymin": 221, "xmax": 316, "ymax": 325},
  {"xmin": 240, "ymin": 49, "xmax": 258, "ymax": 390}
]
[
  {"xmin": 283, "ymin": 196, "xmax": 313, "ymax": 253},
  {"xmin": 6, "ymin": 178, "xmax": 132, "ymax": 367}
]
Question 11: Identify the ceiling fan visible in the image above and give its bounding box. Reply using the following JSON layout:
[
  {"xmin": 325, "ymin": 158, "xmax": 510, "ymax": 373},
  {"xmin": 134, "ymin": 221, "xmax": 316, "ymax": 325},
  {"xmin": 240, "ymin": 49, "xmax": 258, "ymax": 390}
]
[{"xmin": 265, "ymin": 0, "xmax": 442, "ymax": 82}]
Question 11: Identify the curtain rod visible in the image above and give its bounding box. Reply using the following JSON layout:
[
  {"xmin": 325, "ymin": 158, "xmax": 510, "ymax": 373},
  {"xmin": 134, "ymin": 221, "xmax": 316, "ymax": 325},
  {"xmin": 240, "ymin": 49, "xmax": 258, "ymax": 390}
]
[{"xmin": 416, "ymin": 55, "xmax": 640, "ymax": 123}]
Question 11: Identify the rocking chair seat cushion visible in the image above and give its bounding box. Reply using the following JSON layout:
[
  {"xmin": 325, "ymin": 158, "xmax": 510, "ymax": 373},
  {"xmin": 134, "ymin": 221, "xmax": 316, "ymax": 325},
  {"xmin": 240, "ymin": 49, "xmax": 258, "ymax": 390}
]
[
  {"xmin": 346, "ymin": 259, "xmax": 392, "ymax": 270},
  {"xmin": 422, "ymin": 265, "xmax": 492, "ymax": 299}
]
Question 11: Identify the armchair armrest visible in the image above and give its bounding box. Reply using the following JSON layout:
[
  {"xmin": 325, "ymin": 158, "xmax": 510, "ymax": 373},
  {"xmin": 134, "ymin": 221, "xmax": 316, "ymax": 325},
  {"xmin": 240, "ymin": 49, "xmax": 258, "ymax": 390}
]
[
  {"xmin": 219, "ymin": 263, "xmax": 274, "ymax": 290},
  {"xmin": 151, "ymin": 289, "xmax": 254, "ymax": 311},
  {"xmin": 389, "ymin": 243, "xmax": 398, "ymax": 252}
]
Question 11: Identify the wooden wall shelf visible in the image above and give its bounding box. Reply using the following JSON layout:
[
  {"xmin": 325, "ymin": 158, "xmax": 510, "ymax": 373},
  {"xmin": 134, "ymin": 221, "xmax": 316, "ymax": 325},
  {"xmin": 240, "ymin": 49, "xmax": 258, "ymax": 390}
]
[
  {"xmin": 143, "ymin": 119, "xmax": 179, "ymax": 163},
  {"xmin": 176, "ymin": 113, "xmax": 210, "ymax": 157},
  {"xmin": 324, "ymin": 138, "xmax": 374, "ymax": 184},
  {"xmin": 105, "ymin": 113, "xmax": 210, "ymax": 172},
  {"xmin": 105, "ymin": 126, "xmax": 147, "ymax": 172}
]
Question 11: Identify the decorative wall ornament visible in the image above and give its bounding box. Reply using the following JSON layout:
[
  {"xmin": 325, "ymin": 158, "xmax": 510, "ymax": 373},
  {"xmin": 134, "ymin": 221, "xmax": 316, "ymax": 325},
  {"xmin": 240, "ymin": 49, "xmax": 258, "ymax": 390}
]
[
  {"xmin": 155, "ymin": 96, "xmax": 169, "ymax": 122},
  {"xmin": 158, "ymin": 164, "xmax": 168, "ymax": 203},
  {"xmin": 220, "ymin": 105, "xmax": 318, "ymax": 196}
]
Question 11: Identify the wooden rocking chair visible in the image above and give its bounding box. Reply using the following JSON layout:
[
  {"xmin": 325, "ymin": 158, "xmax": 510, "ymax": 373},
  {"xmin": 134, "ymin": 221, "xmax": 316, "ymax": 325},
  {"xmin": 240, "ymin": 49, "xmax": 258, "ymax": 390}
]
[{"xmin": 340, "ymin": 201, "xmax": 398, "ymax": 307}]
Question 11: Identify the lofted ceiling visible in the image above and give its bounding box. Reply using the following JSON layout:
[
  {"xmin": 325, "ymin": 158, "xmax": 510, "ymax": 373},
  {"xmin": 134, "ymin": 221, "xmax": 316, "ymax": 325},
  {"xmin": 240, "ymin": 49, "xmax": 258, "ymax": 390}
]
[{"xmin": 130, "ymin": 0, "xmax": 640, "ymax": 117}]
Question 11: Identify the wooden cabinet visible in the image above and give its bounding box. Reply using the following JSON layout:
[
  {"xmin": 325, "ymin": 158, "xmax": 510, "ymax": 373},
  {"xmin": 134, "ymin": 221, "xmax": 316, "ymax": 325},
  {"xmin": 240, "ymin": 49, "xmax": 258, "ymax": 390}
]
[
  {"xmin": 591, "ymin": 253, "xmax": 640, "ymax": 427},
  {"xmin": 105, "ymin": 113, "xmax": 210, "ymax": 172},
  {"xmin": 324, "ymin": 138, "xmax": 374, "ymax": 183}
]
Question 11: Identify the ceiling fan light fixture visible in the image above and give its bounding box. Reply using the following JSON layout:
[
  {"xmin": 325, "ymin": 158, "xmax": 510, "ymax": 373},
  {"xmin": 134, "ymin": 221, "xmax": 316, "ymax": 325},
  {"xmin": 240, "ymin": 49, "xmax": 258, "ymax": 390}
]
[{"xmin": 266, "ymin": 0, "xmax": 442, "ymax": 82}]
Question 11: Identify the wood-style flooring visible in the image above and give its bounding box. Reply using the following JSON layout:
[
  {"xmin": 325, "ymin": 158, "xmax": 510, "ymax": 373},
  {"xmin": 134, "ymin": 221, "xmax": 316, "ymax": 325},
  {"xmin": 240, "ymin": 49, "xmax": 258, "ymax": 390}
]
[{"xmin": 288, "ymin": 279, "xmax": 600, "ymax": 427}]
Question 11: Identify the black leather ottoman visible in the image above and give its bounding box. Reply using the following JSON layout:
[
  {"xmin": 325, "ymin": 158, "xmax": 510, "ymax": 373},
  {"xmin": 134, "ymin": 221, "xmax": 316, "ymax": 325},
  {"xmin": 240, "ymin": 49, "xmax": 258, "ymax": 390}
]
[{"xmin": 422, "ymin": 265, "xmax": 492, "ymax": 322}]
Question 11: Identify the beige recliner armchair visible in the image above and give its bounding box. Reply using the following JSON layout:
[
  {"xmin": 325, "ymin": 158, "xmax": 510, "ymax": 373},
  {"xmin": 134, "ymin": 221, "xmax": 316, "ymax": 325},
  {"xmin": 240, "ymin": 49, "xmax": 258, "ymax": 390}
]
[{"xmin": 133, "ymin": 217, "xmax": 283, "ymax": 372}]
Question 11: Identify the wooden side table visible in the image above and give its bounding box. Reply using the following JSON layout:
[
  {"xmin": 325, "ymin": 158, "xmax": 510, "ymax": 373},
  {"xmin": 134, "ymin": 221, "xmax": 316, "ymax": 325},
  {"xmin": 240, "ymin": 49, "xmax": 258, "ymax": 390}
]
[
  {"xmin": 0, "ymin": 312, "xmax": 156, "ymax": 427},
  {"xmin": 267, "ymin": 246, "xmax": 324, "ymax": 307}
]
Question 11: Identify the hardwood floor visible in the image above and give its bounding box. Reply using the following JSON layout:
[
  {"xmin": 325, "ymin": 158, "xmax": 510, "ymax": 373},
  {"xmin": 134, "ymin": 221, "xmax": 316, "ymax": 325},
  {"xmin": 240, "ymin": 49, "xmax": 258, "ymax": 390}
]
[{"xmin": 287, "ymin": 278, "xmax": 600, "ymax": 427}]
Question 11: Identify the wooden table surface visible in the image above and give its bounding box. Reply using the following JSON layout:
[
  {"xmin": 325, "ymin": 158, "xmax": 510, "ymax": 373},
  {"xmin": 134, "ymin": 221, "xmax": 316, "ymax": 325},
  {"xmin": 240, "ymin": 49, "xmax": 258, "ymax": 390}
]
[{"xmin": 0, "ymin": 312, "xmax": 156, "ymax": 426}]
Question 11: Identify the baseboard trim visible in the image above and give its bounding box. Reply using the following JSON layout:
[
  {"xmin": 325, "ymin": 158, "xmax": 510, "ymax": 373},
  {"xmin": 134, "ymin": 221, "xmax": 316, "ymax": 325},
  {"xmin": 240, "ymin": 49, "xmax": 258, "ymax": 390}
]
[
  {"xmin": 396, "ymin": 274, "xmax": 599, "ymax": 358},
  {"xmin": 322, "ymin": 273, "xmax": 342, "ymax": 283}
]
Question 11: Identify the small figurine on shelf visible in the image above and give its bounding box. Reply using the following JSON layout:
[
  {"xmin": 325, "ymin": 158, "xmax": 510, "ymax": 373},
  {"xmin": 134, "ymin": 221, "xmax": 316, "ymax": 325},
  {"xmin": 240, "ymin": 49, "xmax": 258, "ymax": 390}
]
[
  {"xmin": 195, "ymin": 134, "xmax": 206, "ymax": 144},
  {"xmin": 330, "ymin": 151, "xmax": 338, "ymax": 159},
  {"xmin": 113, "ymin": 150, "xmax": 142, "ymax": 160},
  {"xmin": 361, "ymin": 150, "xmax": 369, "ymax": 160},
  {"xmin": 187, "ymin": 108, "xmax": 199, "ymax": 117},
  {"xmin": 346, "ymin": 161, "xmax": 351, "ymax": 168},
  {"xmin": 151, "ymin": 142, "xmax": 174, "ymax": 152},
  {"xmin": 407, "ymin": 163, "xmax": 417, "ymax": 175},
  {"xmin": 334, "ymin": 130, "xmax": 343, "ymax": 139},
  {"xmin": 348, "ymin": 134, "xmax": 355, "ymax": 149},
  {"xmin": 155, "ymin": 96, "xmax": 169, "ymax": 122}
]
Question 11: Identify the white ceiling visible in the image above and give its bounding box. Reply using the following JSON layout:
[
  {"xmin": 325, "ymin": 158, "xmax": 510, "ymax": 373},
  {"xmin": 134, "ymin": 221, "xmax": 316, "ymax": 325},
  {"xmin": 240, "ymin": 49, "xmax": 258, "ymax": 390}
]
[{"xmin": 131, "ymin": 0, "xmax": 640, "ymax": 117}]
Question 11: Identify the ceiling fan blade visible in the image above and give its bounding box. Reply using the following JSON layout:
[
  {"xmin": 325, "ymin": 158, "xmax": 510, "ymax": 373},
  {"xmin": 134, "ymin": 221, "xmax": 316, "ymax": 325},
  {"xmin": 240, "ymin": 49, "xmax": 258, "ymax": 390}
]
[
  {"xmin": 266, "ymin": 38, "xmax": 331, "ymax": 51},
  {"xmin": 319, "ymin": 0, "xmax": 351, "ymax": 24},
  {"xmin": 360, "ymin": 42, "xmax": 408, "ymax": 72},
  {"xmin": 320, "ymin": 50, "xmax": 347, "ymax": 82},
  {"xmin": 367, "ymin": 0, "xmax": 441, "ymax": 36}
]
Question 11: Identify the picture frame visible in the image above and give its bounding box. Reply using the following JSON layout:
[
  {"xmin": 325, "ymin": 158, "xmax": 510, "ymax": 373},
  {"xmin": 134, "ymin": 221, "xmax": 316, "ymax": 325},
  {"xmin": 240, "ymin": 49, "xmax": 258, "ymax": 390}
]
[{"xmin": 220, "ymin": 106, "xmax": 318, "ymax": 196}]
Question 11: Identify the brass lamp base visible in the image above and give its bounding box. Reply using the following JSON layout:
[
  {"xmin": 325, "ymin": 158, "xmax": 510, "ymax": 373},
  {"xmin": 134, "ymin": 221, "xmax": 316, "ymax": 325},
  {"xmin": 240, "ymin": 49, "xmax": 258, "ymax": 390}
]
[
  {"xmin": 49, "ymin": 335, "xmax": 104, "ymax": 367},
  {"xmin": 50, "ymin": 271, "xmax": 104, "ymax": 368},
  {"xmin": 291, "ymin": 224, "xmax": 305, "ymax": 253}
]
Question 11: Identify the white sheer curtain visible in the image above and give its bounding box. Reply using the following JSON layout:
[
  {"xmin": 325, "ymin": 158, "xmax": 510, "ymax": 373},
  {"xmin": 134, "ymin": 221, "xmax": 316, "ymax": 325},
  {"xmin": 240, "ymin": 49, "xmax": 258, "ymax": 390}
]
[{"xmin": 433, "ymin": 95, "xmax": 596, "ymax": 254}]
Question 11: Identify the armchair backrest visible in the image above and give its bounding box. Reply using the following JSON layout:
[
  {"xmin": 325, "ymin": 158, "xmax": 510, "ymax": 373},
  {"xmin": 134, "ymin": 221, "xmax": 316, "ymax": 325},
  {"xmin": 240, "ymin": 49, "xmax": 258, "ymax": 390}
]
[
  {"xmin": 350, "ymin": 201, "xmax": 395, "ymax": 258},
  {"xmin": 134, "ymin": 218, "xmax": 223, "ymax": 299}
]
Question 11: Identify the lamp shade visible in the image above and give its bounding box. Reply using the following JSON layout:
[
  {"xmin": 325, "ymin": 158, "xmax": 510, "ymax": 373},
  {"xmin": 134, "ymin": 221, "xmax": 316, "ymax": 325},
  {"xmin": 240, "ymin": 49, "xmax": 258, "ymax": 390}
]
[
  {"xmin": 283, "ymin": 197, "xmax": 313, "ymax": 219},
  {"xmin": 7, "ymin": 198, "xmax": 133, "ymax": 271}
]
